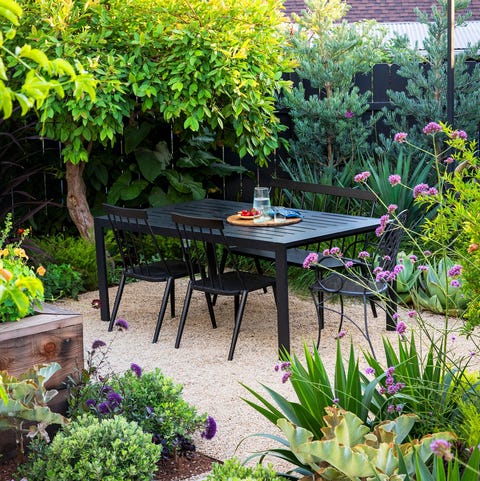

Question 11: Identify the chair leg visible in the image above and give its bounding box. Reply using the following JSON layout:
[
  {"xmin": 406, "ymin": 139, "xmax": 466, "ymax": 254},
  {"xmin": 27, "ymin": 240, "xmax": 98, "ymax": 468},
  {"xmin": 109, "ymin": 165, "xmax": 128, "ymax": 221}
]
[
  {"xmin": 170, "ymin": 280, "xmax": 175, "ymax": 318},
  {"xmin": 228, "ymin": 292, "xmax": 248, "ymax": 361},
  {"xmin": 205, "ymin": 293, "xmax": 217, "ymax": 328},
  {"xmin": 369, "ymin": 299, "xmax": 378, "ymax": 318},
  {"xmin": 108, "ymin": 274, "xmax": 126, "ymax": 331},
  {"xmin": 338, "ymin": 295, "xmax": 345, "ymax": 332},
  {"xmin": 254, "ymin": 259, "xmax": 268, "ymax": 294},
  {"xmin": 363, "ymin": 295, "xmax": 376, "ymax": 359},
  {"xmin": 175, "ymin": 282, "xmax": 193, "ymax": 348},
  {"xmin": 152, "ymin": 277, "xmax": 173, "ymax": 344},
  {"xmin": 213, "ymin": 249, "xmax": 228, "ymax": 306},
  {"xmin": 310, "ymin": 286, "xmax": 324, "ymax": 348}
]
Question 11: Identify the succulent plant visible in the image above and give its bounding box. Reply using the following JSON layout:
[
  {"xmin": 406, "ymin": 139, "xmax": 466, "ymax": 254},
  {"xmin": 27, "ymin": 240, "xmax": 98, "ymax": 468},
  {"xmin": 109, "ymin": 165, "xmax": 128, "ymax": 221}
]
[
  {"xmin": 277, "ymin": 406, "xmax": 455, "ymax": 481},
  {"xmin": 414, "ymin": 256, "xmax": 468, "ymax": 316},
  {"xmin": 395, "ymin": 251, "xmax": 420, "ymax": 304}
]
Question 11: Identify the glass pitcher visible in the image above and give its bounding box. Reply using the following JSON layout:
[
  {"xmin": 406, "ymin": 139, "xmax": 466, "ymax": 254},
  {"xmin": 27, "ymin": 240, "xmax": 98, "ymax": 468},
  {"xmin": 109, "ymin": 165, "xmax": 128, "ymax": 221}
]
[{"xmin": 253, "ymin": 186, "xmax": 271, "ymax": 222}]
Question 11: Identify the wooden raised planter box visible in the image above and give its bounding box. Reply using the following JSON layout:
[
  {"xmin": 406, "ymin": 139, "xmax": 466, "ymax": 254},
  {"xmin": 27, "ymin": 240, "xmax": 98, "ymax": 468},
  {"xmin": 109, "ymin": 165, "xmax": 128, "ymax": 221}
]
[{"xmin": 0, "ymin": 304, "xmax": 84, "ymax": 457}]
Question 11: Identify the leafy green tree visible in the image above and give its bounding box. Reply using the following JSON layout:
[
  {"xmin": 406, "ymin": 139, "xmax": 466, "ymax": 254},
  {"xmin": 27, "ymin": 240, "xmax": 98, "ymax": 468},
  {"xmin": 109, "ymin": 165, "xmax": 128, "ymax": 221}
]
[
  {"xmin": 14, "ymin": 0, "xmax": 293, "ymax": 240},
  {"xmin": 281, "ymin": 0, "xmax": 388, "ymax": 175},
  {"xmin": 0, "ymin": 0, "xmax": 95, "ymax": 119}
]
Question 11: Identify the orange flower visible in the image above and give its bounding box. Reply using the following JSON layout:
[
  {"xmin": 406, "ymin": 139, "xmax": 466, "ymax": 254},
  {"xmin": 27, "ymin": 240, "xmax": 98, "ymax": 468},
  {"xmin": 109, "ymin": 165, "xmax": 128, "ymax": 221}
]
[
  {"xmin": 467, "ymin": 243, "xmax": 479, "ymax": 254},
  {"xmin": 0, "ymin": 268, "xmax": 13, "ymax": 281},
  {"xmin": 36, "ymin": 265, "xmax": 46, "ymax": 276}
]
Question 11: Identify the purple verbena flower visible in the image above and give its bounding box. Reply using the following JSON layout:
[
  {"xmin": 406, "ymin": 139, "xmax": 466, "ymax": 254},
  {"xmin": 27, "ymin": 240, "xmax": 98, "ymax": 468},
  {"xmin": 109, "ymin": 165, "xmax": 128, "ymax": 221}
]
[
  {"xmin": 450, "ymin": 279, "xmax": 460, "ymax": 288},
  {"xmin": 201, "ymin": 416, "xmax": 217, "ymax": 440},
  {"xmin": 387, "ymin": 204, "xmax": 398, "ymax": 213},
  {"xmin": 396, "ymin": 321, "xmax": 407, "ymax": 335},
  {"xmin": 407, "ymin": 310, "xmax": 417, "ymax": 318},
  {"xmin": 303, "ymin": 252, "xmax": 318, "ymax": 269},
  {"xmin": 344, "ymin": 110, "xmax": 354, "ymax": 118},
  {"xmin": 451, "ymin": 130, "xmax": 467, "ymax": 140},
  {"xmin": 444, "ymin": 156, "xmax": 454, "ymax": 164},
  {"xmin": 365, "ymin": 367, "xmax": 375, "ymax": 375},
  {"xmin": 336, "ymin": 330, "xmax": 346, "ymax": 339},
  {"xmin": 358, "ymin": 251, "xmax": 370, "ymax": 259},
  {"xmin": 281, "ymin": 371, "xmax": 292, "ymax": 383},
  {"xmin": 130, "ymin": 363, "xmax": 142, "ymax": 377},
  {"xmin": 413, "ymin": 183, "xmax": 430, "ymax": 198},
  {"xmin": 91, "ymin": 339, "xmax": 106, "ymax": 350},
  {"xmin": 431, "ymin": 439, "xmax": 454, "ymax": 461},
  {"xmin": 447, "ymin": 264, "xmax": 462, "ymax": 277},
  {"xmin": 418, "ymin": 265, "xmax": 429, "ymax": 272},
  {"xmin": 396, "ymin": 404, "xmax": 404, "ymax": 412},
  {"xmin": 329, "ymin": 246, "xmax": 342, "ymax": 256},
  {"xmin": 333, "ymin": 397, "xmax": 340, "ymax": 404},
  {"xmin": 394, "ymin": 132, "xmax": 407, "ymax": 143},
  {"xmin": 387, "ymin": 404, "xmax": 395, "ymax": 414},
  {"xmin": 115, "ymin": 318, "xmax": 129, "ymax": 330},
  {"xmin": 354, "ymin": 171, "xmax": 371, "ymax": 183},
  {"xmin": 388, "ymin": 175, "xmax": 401, "ymax": 186},
  {"xmin": 423, "ymin": 122, "xmax": 442, "ymax": 134},
  {"xmin": 409, "ymin": 255, "xmax": 418, "ymax": 263},
  {"xmin": 345, "ymin": 260, "xmax": 354, "ymax": 268}
]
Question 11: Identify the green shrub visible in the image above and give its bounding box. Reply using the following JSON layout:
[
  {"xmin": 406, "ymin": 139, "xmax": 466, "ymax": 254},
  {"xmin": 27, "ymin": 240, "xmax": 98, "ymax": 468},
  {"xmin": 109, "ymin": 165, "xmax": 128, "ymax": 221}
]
[
  {"xmin": 42, "ymin": 263, "xmax": 85, "ymax": 300},
  {"xmin": 35, "ymin": 234, "xmax": 99, "ymax": 291},
  {"xmin": 69, "ymin": 366, "xmax": 207, "ymax": 455},
  {"xmin": 205, "ymin": 458, "xmax": 286, "ymax": 480},
  {"xmin": 25, "ymin": 414, "xmax": 161, "ymax": 481}
]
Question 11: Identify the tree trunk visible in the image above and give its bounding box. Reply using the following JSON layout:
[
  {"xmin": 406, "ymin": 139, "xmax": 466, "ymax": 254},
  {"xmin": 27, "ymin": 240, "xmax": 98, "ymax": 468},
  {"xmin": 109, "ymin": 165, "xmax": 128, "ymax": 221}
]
[{"xmin": 65, "ymin": 161, "xmax": 94, "ymax": 241}]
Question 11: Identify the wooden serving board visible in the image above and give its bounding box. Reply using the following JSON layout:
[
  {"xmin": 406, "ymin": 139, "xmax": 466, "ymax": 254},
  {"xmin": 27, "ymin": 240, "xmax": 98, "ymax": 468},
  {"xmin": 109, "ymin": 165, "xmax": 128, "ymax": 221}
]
[{"xmin": 226, "ymin": 214, "xmax": 302, "ymax": 227}]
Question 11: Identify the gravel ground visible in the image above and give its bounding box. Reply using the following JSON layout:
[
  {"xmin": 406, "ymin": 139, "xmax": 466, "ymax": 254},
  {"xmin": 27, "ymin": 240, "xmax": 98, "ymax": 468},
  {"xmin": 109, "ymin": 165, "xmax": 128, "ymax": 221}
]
[{"xmin": 56, "ymin": 278, "xmax": 477, "ymax": 475}]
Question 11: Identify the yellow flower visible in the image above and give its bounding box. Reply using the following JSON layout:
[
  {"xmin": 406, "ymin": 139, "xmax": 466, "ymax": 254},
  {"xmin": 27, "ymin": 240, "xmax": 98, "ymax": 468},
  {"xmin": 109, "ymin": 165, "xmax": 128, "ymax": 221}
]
[
  {"xmin": 13, "ymin": 247, "xmax": 27, "ymax": 259},
  {"xmin": 0, "ymin": 249, "xmax": 8, "ymax": 257},
  {"xmin": 36, "ymin": 266, "xmax": 46, "ymax": 276}
]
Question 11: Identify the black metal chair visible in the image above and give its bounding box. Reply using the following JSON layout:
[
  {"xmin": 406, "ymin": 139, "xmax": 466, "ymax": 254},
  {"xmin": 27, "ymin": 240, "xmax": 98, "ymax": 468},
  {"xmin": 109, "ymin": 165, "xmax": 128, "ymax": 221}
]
[
  {"xmin": 103, "ymin": 204, "xmax": 189, "ymax": 343},
  {"xmin": 309, "ymin": 210, "xmax": 408, "ymax": 358},
  {"xmin": 172, "ymin": 213, "xmax": 277, "ymax": 360}
]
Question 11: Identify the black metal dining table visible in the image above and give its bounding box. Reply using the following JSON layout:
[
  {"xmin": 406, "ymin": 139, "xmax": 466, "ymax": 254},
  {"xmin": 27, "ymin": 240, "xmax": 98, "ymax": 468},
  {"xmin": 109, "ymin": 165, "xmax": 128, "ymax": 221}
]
[{"xmin": 94, "ymin": 198, "xmax": 381, "ymax": 353}]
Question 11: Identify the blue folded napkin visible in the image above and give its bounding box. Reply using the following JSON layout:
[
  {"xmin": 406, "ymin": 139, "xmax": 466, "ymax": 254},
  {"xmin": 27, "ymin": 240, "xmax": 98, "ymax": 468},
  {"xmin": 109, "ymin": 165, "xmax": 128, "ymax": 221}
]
[{"xmin": 272, "ymin": 207, "xmax": 304, "ymax": 218}]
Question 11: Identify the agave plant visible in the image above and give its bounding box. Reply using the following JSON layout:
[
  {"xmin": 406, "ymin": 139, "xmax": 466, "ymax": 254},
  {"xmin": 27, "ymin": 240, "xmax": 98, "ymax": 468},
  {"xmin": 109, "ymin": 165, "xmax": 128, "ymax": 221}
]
[
  {"xmin": 278, "ymin": 406, "xmax": 455, "ymax": 481},
  {"xmin": 414, "ymin": 256, "xmax": 468, "ymax": 316},
  {"xmin": 396, "ymin": 251, "xmax": 421, "ymax": 304}
]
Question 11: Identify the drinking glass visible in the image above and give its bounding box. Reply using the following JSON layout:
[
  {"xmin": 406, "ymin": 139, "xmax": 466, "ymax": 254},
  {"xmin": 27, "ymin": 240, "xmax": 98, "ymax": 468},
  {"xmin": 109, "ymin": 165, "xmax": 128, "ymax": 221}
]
[{"xmin": 253, "ymin": 187, "xmax": 271, "ymax": 222}]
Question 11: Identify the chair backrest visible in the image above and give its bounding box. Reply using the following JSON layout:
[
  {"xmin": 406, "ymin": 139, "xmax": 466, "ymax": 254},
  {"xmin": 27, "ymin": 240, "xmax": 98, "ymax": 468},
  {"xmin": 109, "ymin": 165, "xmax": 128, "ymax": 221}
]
[
  {"xmin": 171, "ymin": 213, "xmax": 246, "ymax": 292},
  {"xmin": 103, "ymin": 204, "xmax": 170, "ymax": 278},
  {"xmin": 270, "ymin": 178, "xmax": 378, "ymax": 257},
  {"xmin": 373, "ymin": 209, "xmax": 408, "ymax": 273},
  {"xmin": 270, "ymin": 178, "xmax": 377, "ymax": 216}
]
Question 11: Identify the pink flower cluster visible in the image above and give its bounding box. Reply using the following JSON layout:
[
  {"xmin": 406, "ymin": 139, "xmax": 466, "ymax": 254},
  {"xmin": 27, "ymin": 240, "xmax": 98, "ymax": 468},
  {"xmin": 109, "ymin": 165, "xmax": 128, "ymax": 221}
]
[
  {"xmin": 378, "ymin": 366, "xmax": 405, "ymax": 396},
  {"xmin": 323, "ymin": 247, "xmax": 342, "ymax": 257},
  {"xmin": 447, "ymin": 264, "xmax": 462, "ymax": 277},
  {"xmin": 375, "ymin": 214, "xmax": 390, "ymax": 237},
  {"xmin": 451, "ymin": 130, "xmax": 467, "ymax": 140},
  {"xmin": 423, "ymin": 122, "xmax": 442, "ymax": 135},
  {"xmin": 303, "ymin": 252, "xmax": 318, "ymax": 269},
  {"xmin": 413, "ymin": 183, "xmax": 438, "ymax": 198},
  {"xmin": 274, "ymin": 361, "xmax": 292, "ymax": 383},
  {"xmin": 393, "ymin": 132, "xmax": 407, "ymax": 143},
  {"xmin": 374, "ymin": 264, "xmax": 404, "ymax": 283},
  {"xmin": 354, "ymin": 171, "xmax": 371, "ymax": 183},
  {"xmin": 388, "ymin": 174, "xmax": 401, "ymax": 186}
]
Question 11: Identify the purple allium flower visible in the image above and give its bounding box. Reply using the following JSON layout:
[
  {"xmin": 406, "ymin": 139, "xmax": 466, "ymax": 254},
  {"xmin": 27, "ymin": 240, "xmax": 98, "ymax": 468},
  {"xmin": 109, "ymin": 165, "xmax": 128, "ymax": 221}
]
[
  {"xmin": 451, "ymin": 130, "xmax": 467, "ymax": 140},
  {"xmin": 345, "ymin": 260, "xmax": 354, "ymax": 268},
  {"xmin": 423, "ymin": 122, "xmax": 442, "ymax": 134},
  {"xmin": 418, "ymin": 265, "xmax": 429, "ymax": 272},
  {"xmin": 107, "ymin": 391, "xmax": 123, "ymax": 407},
  {"xmin": 431, "ymin": 439, "xmax": 454, "ymax": 461},
  {"xmin": 450, "ymin": 279, "xmax": 460, "ymax": 288},
  {"xmin": 91, "ymin": 339, "xmax": 106, "ymax": 350},
  {"xmin": 394, "ymin": 132, "xmax": 408, "ymax": 143},
  {"xmin": 344, "ymin": 110, "xmax": 354, "ymax": 118},
  {"xmin": 387, "ymin": 204, "xmax": 398, "ymax": 213},
  {"xmin": 97, "ymin": 401, "xmax": 111, "ymax": 414},
  {"xmin": 130, "ymin": 363, "xmax": 142, "ymax": 377},
  {"xmin": 336, "ymin": 330, "xmax": 346, "ymax": 339},
  {"xmin": 388, "ymin": 175, "xmax": 401, "ymax": 186},
  {"xmin": 281, "ymin": 371, "xmax": 292, "ymax": 383},
  {"xmin": 85, "ymin": 398, "xmax": 97, "ymax": 408},
  {"xmin": 201, "ymin": 416, "xmax": 217, "ymax": 440},
  {"xmin": 115, "ymin": 318, "xmax": 129, "ymax": 330},
  {"xmin": 354, "ymin": 171, "xmax": 371, "ymax": 183},
  {"xmin": 407, "ymin": 310, "xmax": 417, "ymax": 318},
  {"xmin": 447, "ymin": 264, "xmax": 462, "ymax": 277},
  {"xmin": 303, "ymin": 252, "xmax": 318, "ymax": 269},
  {"xmin": 444, "ymin": 156, "xmax": 454, "ymax": 164},
  {"xmin": 396, "ymin": 321, "xmax": 407, "ymax": 335},
  {"xmin": 365, "ymin": 367, "xmax": 375, "ymax": 375},
  {"xmin": 358, "ymin": 251, "xmax": 370, "ymax": 259}
]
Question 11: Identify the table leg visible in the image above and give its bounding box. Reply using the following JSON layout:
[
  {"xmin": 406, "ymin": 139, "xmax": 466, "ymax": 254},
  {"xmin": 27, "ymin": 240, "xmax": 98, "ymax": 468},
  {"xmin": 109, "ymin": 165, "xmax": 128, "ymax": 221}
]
[
  {"xmin": 94, "ymin": 218, "xmax": 110, "ymax": 322},
  {"xmin": 275, "ymin": 247, "xmax": 290, "ymax": 354}
]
